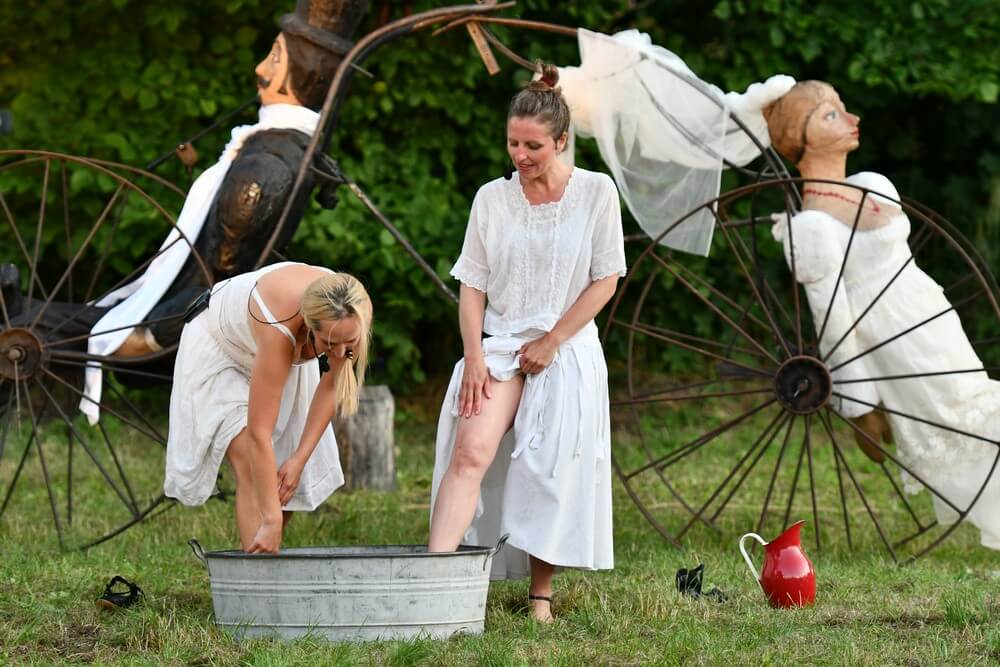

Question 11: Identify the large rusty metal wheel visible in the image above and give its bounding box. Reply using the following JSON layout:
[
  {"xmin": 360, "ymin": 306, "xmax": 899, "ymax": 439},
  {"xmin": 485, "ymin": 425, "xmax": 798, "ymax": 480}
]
[
  {"xmin": 603, "ymin": 177, "xmax": 1000, "ymax": 562},
  {"xmin": 0, "ymin": 150, "xmax": 211, "ymax": 549}
]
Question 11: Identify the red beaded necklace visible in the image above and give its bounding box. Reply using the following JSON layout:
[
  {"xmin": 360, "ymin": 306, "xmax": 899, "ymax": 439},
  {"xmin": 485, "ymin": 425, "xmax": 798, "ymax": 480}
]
[{"xmin": 802, "ymin": 187, "xmax": 882, "ymax": 214}]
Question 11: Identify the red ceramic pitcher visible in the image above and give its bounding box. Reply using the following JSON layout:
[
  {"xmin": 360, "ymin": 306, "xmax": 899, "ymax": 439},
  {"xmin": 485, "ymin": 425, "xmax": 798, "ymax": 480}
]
[{"xmin": 739, "ymin": 520, "xmax": 816, "ymax": 608}]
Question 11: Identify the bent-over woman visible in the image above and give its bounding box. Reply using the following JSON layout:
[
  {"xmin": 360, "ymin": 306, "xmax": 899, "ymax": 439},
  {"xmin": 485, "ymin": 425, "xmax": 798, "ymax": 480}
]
[
  {"xmin": 429, "ymin": 65, "xmax": 626, "ymax": 622},
  {"xmin": 165, "ymin": 262, "xmax": 372, "ymax": 553}
]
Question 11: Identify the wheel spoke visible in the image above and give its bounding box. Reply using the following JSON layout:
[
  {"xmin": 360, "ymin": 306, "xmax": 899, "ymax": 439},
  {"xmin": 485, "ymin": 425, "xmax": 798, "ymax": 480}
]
[
  {"xmin": 83, "ymin": 188, "xmax": 130, "ymax": 304},
  {"xmin": 670, "ymin": 260, "xmax": 774, "ymax": 334},
  {"xmin": 834, "ymin": 367, "xmax": 1000, "ymax": 384},
  {"xmin": 32, "ymin": 376, "xmax": 140, "ymax": 517},
  {"xmin": 612, "ymin": 385, "xmax": 773, "ymax": 406},
  {"xmin": 755, "ymin": 416, "xmax": 795, "ymax": 534},
  {"xmin": 710, "ymin": 411, "xmax": 792, "ymax": 522},
  {"xmin": 822, "ymin": 253, "xmax": 915, "ymax": 363},
  {"xmin": 29, "ymin": 182, "xmax": 126, "ymax": 331},
  {"xmin": 818, "ymin": 410, "xmax": 897, "ymax": 561},
  {"xmin": 26, "ymin": 159, "xmax": 51, "ymax": 305},
  {"xmin": 879, "ymin": 461, "xmax": 926, "ymax": 531},
  {"xmin": 61, "ymin": 160, "xmax": 73, "ymax": 303},
  {"xmin": 647, "ymin": 252, "xmax": 781, "ymax": 365},
  {"xmin": 40, "ymin": 368, "xmax": 164, "ymax": 444},
  {"xmin": 22, "ymin": 376, "xmax": 66, "ymax": 547},
  {"xmin": 0, "ymin": 191, "xmax": 49, "ymax": 301},
  {"xmin": 803, "ymin": 415, "xmax": 821, "ymax": 552},
  {"xmin": 829, "ymin": 292, "xmax": 978, "ymax": 373},
  {"xmin": 781, "ymin": 421, "xmax": 808, "ymax": 530},
  {"xmin": 715, "ymin": 213, "xmax": 792, "ymax": 358},
  {"xmin": 49, "ymin": 356, "xmax": 174, "ymax": 384},
  {"xmin": 624, "ymin": 398, "xmax": 777, "ymax": 480},
  {"xmin": 613, "ymin": 318, "xmax": 772, "ymax": 379},
  {"xmin": 675, "ymin": 409, "xmax": 788, "ymax": 540},
  {"xmin": 816, "ymin": 190, "xmax": 868, "ymax": 346}
]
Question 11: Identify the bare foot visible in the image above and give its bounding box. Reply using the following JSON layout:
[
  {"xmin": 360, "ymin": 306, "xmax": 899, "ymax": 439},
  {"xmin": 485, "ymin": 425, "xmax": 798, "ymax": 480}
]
[{"xmin": 529, "ymin": 595, "xmax": 553, "ymax": 623}]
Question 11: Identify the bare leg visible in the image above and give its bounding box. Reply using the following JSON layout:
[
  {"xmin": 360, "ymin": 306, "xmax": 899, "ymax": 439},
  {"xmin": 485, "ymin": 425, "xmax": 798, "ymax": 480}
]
[
  {"xmin": 529, "ymin": 556, "xmax": 555, "ymax": 623},
  {"xmin": 282, "ymin": 511, "xmax": 293, "ymax": 532},
  {"xmin": 225, "ymin": 428, "xmax": 259, "ymax": 550},
  {"xmin": 429, "ymin": 376, "xmax": 524, "ymax": 552}
]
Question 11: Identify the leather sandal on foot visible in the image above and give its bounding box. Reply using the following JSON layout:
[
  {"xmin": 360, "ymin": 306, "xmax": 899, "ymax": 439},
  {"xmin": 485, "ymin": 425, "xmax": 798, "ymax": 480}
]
[
  {"xmin": 528, "ymin": 594, "xmax": 552, "ymax": 603},
  {"xmin": 96, "ymin": 576, "xmax": 143, "ymax": 611}
]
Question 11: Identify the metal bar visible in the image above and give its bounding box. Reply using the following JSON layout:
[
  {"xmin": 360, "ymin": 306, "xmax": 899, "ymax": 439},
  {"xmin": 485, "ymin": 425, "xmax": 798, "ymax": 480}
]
[
  {"xmin": 23, "ymin": 376, "xmax": 65, "ymax": 547},
  {"xmin": 40, "ymin": 368, "xmax": 163, "ymax": 444},
  {"xmin": 818, "ymin": 410, "xmax": 897, "ymax": 561},
  {"xmin": 834, "ymin": 367, "xmax": 1000, "ymax": 384},
  {"xmin": 816, "ymin": 190, "xmax": 869, "ymax": 346},
  {"xmin": 671, "ymin": 259, "xmax": 775, "ymax": 334},
  {"xmin": 715, "ymin": 213, "xmax": 792, "ymax": 358},
  {"xmin": 709, "ymin": 412, "xmax": 791, "ymax": 522},
  {"xmin": 803, "ymin": 415, "xmax": 821, "ymax": 552},
  {"xmin": 755, "ymin": 415, "xmax": 795, "ymax": 534},
  {"xmin": 627, "ymin": 376, "xmax": 762, "ymax": 403},
  {"xmin": 26, "ymin": 159, "xmax": 50, "ymax": 305},
  {"xmin": 84, "ymin": 189, "xmax": 130, "ymax": 304},
  {"xmin": 612, "ymin": 318, "xmax": 772, "ymax": 378},
  {"xmin": 647, "ymin": 251, "xmax": 780, "ymax": 364},
  {"xmin": 879, "ymin": 461, "xmax": 924, "ymax": 530},
  {"xmin": 0, "ymin": 190, "xmax": 49, "ymax": 301},
  {"xmin": 33, "ymin": 377, "xmax": 138, "ymax": 517},
  {"xmin": 78, "ymin": 494, "xmax": 174, "ymax": 551},
  {"xmin": 675, "ymin": 409, "xmax": 787, "ymax": 540},
  {"xmin": 831, "ymin": 424, "xmax": 852, "ymax": 550},
  {"xmin": 624, "ymin": 321, "xmax": 768, "ymax": 360},
  {"xmin": 830, "ymin": 292, "xmax": 978, "ymax": 373},
  {"xmin": 61, "ymin": 160, "xmax": 73, "ymax": 303},
  {"xmin": 624, "ymin": 398, "xmax": 777, "ymax": 480},
  {"xmin": 45, "ymin": 312, "xmax": 186, "ymax": 350},
  {"xmin": 29, "ymin": 183, "xmax": 127, "ymax": 330},
  {"xmin": 104, "ymin": 379, "xmax": 166, "ymax": 444},
  {"xmin": 97, "ymin": 418, "xmax": 140, "ymax": 515},
  {"xmin": 611, "ymin": 386, "xmax": 773, "ymax": 406}
]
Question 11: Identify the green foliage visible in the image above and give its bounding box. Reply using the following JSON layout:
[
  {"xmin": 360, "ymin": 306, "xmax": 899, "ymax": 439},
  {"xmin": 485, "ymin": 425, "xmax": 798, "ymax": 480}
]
[{"xmin": 0, "ymin": 1, "xmax": 997, "ymax": 389}]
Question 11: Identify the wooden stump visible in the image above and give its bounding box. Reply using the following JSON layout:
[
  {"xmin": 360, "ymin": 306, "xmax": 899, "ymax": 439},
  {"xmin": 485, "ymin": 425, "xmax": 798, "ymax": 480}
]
[{"xmin": 333, "ymin": 384, "xmax": 396, "ymax": 491}]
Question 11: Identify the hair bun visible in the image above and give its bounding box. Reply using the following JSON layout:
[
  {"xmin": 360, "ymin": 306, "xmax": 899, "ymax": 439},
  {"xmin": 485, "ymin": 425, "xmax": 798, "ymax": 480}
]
[{"xmin": 525, "ymin": 61, "xmax": 560, "ymax": 93}]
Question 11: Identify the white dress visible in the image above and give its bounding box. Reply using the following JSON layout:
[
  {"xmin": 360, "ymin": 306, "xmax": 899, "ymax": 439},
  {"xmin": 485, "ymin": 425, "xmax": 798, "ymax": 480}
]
[
  {"xmin": 430, "ymin": 168, "xmax": 627, "ymax": 578},
  {"xmin": 164, "ymin": 262, "xmax": 344, "ymax": 511},
  {"xmin": 773, "ymin": 172, "xmax": 1000, "ymax": 548}
]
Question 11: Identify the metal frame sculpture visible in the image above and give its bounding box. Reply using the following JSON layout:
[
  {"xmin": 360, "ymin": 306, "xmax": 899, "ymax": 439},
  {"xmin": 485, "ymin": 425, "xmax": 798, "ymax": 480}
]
[{"xmin": 1, "ymin": 2, "xmax": 996, "ymax": 561}]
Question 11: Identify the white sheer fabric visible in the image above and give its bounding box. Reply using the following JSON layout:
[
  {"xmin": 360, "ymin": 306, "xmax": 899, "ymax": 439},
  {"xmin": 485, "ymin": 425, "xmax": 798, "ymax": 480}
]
[
  {"xmin": 773, "ymin": 172, "xmax": 1000, "ymax": 548},
  {"xmin": 558, "ymin": 28, "xmax": 794, "ymax": 256},
  {"xmin": 450, "ymin": 168, "xmax": 627, "ymax": 336}
]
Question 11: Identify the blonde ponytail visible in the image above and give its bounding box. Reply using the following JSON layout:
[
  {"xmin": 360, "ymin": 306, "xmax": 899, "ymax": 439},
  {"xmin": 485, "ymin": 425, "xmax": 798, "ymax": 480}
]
[{"xmin": 301, "ymin": 272, "xmax": 372, "ymax": 416}]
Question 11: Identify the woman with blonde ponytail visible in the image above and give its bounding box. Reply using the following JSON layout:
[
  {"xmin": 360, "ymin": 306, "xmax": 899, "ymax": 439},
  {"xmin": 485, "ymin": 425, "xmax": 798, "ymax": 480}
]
[{"xmin": 164, "ymin": 262, "xmax": 372, "ymax": 554}]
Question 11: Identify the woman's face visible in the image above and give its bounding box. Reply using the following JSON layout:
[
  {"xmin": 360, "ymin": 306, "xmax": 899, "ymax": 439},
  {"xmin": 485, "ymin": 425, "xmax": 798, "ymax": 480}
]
[
  {"xmin": 310, "ymin": 315, "xmax": 362, "ymax": 361},
  {"xmin": 803, "ymin": 92, "xmax": 861, "ymax": 158},
  {"xmin": 506, "ymin": 116, "xmax": 566, "ymax": 180}
]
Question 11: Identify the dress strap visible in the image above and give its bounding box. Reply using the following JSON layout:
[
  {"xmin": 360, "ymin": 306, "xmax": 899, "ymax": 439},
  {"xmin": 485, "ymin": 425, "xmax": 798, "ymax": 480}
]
[{"xmin": 250, "ymin": 285, "xmax": 297, "ymax": 345}]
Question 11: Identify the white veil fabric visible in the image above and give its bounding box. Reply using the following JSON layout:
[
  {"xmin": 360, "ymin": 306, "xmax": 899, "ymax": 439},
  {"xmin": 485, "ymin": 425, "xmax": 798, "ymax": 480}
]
[{"xmin": 558, "ymin": 28, "xmax": 794, "ymax": 256}]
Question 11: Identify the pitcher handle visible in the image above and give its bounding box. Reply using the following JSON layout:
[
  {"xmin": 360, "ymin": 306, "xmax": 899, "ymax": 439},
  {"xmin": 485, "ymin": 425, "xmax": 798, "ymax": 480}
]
[{"xmin": 739, "ymin": 532, "xmax": 767, "ymax": 592}]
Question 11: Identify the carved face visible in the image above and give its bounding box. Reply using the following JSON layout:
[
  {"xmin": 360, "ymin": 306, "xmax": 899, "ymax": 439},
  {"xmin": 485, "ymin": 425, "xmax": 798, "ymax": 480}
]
[
  {"xmin": 802, "ymin": 91, "xmax": 861, "ymax": 160},
  {"xmin": 506, "ymin": 116, "xmax": 567, "ymax": 181},
  {"xmin": 255, "ymin": 33, "xmax": 299, "ymax": 106}
]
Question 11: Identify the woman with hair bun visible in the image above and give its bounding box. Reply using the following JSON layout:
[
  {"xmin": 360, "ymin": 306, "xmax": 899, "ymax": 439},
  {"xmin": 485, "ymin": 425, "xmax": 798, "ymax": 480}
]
[
  {"xmin": 429, "ymin": 64, "xmax": 626, "ymax": 622},
  {"xmin": 164, "ymin": 263, "xmax": 372, "ymax": 554}
]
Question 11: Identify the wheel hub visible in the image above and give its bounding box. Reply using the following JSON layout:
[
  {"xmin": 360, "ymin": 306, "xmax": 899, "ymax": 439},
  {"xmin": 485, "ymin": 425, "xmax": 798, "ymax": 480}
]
[
  {"xmin": 774, "ymin": 355, "xmax": 831, "ymax": 414},
  {"xmin": 0, "ymin": 327, "xmax": 45, "ymax": 380}
]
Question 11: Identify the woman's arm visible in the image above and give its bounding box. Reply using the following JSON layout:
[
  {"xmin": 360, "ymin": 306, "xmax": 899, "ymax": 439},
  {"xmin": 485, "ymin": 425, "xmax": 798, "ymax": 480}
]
[
  {"xmin": 276, "ymin": 356, "xmax": 347, "ymax": 505},
  {"xmin": 244, "ymin": 325, "xmax": 293, "ymax": 552},
  {"xmin": 458, "ymin": 284, "xmax": 491, "ymax": 418},
  {"xmin": 518, "ymin": 275, "xmax": 619, "ymax": 374}
]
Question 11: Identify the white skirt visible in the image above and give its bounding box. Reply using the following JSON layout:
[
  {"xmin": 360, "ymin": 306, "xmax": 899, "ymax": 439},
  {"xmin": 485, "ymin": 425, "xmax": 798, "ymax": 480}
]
[
  {"xmin": 163, "ymin": 312, "xmax": 344, "ymax": 510},
  {"xmin": 430, "ymin": 324, "xmax": 614, "ymax": 579}
]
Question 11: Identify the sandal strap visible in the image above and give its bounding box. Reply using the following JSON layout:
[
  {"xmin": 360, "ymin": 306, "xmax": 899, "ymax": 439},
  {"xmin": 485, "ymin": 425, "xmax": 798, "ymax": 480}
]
[{"xmin": 528, "ymin": 594, "xmax": 552, "ymax": 602}]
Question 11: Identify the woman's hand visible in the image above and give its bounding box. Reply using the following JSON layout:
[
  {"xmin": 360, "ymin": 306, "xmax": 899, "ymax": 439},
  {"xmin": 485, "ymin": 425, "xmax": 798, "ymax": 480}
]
[
  {"xmin": 247, "ymin": 518, "xmax": 282, "ymax": 554},
  {"xmin": 518, "ymin": 335, "xmax": 559, "ymax": 375},
  {"xmin": 277, "ymin": 456, "xmax": 304, "ymax": 506},
  {"xmin": 459, "ymin": 354, "xmax": 492, "ymax": 418}
]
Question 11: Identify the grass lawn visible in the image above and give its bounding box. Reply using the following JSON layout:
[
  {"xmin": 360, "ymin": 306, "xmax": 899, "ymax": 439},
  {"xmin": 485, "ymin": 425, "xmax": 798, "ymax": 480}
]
[{"xmin": 2, "ymin": 390, "xmax": 1000, "ymax": 666}]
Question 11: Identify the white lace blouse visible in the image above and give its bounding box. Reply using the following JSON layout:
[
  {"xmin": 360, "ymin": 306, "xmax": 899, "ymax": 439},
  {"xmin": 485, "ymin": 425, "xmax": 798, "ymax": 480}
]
[{"xmin": 450, "ymin": 167, "xmax": 627, "ymax": 336}]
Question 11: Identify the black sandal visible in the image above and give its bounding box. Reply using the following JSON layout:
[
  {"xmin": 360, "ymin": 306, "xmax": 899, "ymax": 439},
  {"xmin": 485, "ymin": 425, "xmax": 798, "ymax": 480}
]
[
  {"xmin": 96, "ymin": 576, "xmax": 143, "ymax": 611},
  {"xmin": 528, "ymin": 594, "xmax": 552, "ymax": 603}
]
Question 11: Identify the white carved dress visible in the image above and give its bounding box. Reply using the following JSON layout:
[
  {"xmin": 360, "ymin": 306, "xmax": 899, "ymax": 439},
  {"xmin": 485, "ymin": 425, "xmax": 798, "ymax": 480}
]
[
  {"xmin": 431, "ymin": 168, "xmax": 627, "ymax": 578},
  {"xmin": 164, "ymin": 262, "xmax": 344, "ymax": 511},
  {"xmin": 773, "ymin": 172, "xmax": 1000, "ymax": 548}
]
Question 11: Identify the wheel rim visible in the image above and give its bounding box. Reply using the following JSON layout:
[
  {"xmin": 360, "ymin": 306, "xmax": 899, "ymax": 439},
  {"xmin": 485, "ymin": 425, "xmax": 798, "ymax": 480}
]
[
  {"xmin": 604, "ymin": 177, "xmax": 1000, "ymax": 562},
  {"xmin": 0, "ymin": 150, "xmax": 210, "ymax": 549}
]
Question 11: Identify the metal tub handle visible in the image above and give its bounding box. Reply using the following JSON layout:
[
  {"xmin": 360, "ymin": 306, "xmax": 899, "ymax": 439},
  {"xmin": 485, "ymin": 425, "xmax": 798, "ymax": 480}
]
[
  {"xmin": 188, "ymin": 538, "xmax": 208, "ymax": 567},
  {"xmin": 484, "ymin": 533, "xmax": 510, "ymax": 571}
]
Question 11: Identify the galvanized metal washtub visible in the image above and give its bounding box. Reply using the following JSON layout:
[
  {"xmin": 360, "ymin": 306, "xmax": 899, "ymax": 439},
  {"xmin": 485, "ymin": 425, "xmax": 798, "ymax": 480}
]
[{"xmin": 188, "ymin": 536, "xmax": 508, "ymax": 642}]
